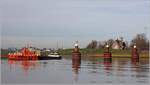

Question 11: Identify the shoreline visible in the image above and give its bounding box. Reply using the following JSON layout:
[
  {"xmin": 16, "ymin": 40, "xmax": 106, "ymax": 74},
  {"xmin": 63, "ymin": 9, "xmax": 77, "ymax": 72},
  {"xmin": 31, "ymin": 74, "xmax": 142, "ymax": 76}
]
[
  {"xmin": 1, "ymin": 53, "xmax": 149, "ymax": 59},
  {"xmin": 61, "ymin": 53, "xmax": 149, "ymax": 58}
]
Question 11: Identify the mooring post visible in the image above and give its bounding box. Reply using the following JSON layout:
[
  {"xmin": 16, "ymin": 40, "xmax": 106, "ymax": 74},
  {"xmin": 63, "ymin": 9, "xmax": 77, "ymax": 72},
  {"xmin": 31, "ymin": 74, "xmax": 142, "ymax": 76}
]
[
  {"xmin": 131, "ymin": 44, "xmax": 139, "ymax": 62},
  {"xmin": 72, "ymin": 41, "xmax": 81, "ymax": 82},
  {"xmin": 103, "ymin": 44, "xmax": 112, "ymax": 61},
  {"xmin": 72, "ymin": 41, "xmax": 81, "ymax": 60}
]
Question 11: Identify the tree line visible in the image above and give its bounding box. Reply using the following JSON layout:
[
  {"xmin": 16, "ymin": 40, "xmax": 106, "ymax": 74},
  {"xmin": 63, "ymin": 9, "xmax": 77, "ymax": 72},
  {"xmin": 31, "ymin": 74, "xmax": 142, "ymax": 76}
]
[{"xmin": 86, "ymin": 33, "xmax": 149, "ymax": 50}]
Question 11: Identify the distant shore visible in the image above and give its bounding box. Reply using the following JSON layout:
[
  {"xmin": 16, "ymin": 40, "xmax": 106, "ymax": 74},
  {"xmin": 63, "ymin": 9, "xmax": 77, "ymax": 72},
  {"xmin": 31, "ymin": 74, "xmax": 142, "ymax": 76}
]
[
  {"xmin": 58, "ymin": 48, "xmax": 149, "ymax": 58},
  {"xmin": 1, "ymin": 48, "xmax": 149, "ymax": 58},
  {"xmin": 85, "ymin": 54, "xmax": 149, "ymax": 58}
]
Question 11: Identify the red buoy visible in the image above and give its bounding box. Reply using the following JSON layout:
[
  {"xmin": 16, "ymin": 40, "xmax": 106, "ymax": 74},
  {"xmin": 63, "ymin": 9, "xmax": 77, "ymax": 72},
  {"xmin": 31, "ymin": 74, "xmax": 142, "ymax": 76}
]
[
  {"xmin": 103, "ymin": 44, "xmax": 112, "ymax": 59},
  {"xmin": 131, "ymin": 44, "xmax": 139, "ymax": 62},
  {"xmin": 72, "ymin": 41, "xmax": 81, "ymax": 60}
]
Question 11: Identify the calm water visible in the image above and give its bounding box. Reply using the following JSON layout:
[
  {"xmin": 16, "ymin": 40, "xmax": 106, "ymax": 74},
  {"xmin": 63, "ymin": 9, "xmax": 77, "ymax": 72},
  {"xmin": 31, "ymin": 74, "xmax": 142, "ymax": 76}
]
[{"xmin": 1, "ymin": 56, "xmax": 149, "ymax": 84}]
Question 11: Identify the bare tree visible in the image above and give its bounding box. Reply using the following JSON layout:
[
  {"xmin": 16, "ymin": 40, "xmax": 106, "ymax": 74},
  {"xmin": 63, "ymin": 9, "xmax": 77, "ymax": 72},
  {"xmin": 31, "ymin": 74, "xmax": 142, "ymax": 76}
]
[
  {"xmin": 98, "ymin": 41, "xmax": 106, "ymax": 49},
  {"xmin": 86, "ymin": 40, "xmax": 98, "ymax": 49},
  {"xmin": 130, "ymin": 33, "xmax": 149, "ymax": 50},
  {"xmin": 107, "ymin": 39, "xmax": 115, "ymax": 47}
]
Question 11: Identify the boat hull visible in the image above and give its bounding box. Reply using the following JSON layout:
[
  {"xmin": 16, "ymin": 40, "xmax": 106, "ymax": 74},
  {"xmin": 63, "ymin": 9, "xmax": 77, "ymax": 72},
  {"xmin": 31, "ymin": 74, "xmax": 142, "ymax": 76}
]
[
  {"xmin": 7, "ymin": 55, "xmax": 62, "ymax": 60},
  {"xmin": 38, "ymin": 56, "xmax": 62, "ymax": 60}
]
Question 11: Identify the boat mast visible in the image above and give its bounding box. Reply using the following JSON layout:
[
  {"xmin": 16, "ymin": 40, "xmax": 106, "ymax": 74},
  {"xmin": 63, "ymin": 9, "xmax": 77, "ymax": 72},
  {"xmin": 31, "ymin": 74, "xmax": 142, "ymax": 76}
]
[{"xmin": 56, "ymin": 42, "xmax": 58, "ymax": 51}]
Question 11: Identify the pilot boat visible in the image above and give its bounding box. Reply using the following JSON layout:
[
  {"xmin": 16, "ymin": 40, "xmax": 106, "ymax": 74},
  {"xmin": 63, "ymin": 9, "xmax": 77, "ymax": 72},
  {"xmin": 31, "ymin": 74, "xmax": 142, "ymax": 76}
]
[{"xmin": 8, "ymin": 47, "xmax": 39, "ymax": 60}]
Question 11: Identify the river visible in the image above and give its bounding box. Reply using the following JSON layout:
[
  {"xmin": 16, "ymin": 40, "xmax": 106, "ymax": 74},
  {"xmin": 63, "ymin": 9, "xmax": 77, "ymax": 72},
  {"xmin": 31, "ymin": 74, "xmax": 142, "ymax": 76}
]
[{"xmin": 1, "ymin": 56, "xmax": 149, "ymax": 84}]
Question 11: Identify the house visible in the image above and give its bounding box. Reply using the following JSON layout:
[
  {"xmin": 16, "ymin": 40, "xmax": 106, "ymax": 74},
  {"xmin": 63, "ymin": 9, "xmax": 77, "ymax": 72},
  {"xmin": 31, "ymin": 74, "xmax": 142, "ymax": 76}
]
[
  {"xmin": 112, "ymin": 38, "xmax": 126, "ymax": 50},
  {"xmin": 112, "ymin": 39, "xmax": 120, "ymax": 49}
]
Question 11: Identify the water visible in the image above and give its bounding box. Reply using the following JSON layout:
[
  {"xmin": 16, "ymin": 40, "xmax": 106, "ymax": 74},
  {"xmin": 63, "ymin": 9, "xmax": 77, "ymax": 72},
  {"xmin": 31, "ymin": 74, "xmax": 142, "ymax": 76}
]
[{"xmin": 1, "ymin": 56, "xmax": 149, "ymax": 84}]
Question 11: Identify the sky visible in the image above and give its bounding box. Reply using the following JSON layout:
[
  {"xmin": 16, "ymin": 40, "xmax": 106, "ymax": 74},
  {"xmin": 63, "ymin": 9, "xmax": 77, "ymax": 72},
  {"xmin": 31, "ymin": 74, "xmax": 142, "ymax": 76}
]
[{"xmin": 1, "ymin": 0, "xmax": 150, "ymax": 49}]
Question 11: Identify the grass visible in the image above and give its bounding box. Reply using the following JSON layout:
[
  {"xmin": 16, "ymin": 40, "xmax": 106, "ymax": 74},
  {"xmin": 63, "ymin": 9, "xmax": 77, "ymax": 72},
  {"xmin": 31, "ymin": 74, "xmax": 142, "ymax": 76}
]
[
  {"xmin": 1, "ymin": 48, "xmax": 149, "ymax": 58},
  {"xmin": 58, "ymin": 48, "xmax": 131, "ymax": 55},
  {"xmin": 58, "ymin": 48, "xmax": 149, "ymax": 58}
]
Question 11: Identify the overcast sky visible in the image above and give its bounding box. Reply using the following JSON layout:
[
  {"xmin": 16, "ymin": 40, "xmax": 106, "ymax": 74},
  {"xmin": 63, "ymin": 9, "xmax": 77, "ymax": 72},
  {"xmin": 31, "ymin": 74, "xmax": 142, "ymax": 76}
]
[{"xmin": 1, "ymin": 0, "xmax": 150, "ymax": 48}]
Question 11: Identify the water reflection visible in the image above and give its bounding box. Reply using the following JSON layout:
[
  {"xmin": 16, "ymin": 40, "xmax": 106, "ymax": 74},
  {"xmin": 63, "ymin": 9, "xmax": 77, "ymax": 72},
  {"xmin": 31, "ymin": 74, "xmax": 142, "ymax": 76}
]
[
  {"xmin": 131, "ymin": 60, "xmax": 149, "ymax": 83},
  {"xmin": 103, "ymin": 59, "xmax": 112, "ymax": 75},
  {"xmin": 42, "ymin": 61, "xmax": 48, "ymax": 68},
  {"xmin": 72, "ymin": 57, "xmax": 81, "ymax": 82},
  {"xmin": 1, "ymin": 56, "xmax": 149, "ymax": 84},
  {"xmin": 131, "ymin": 58, "xmax": 139, "ymax": 63},
  {"xmin": 7, "ymin": 60, "xmax": 39, "ymax": 76}
]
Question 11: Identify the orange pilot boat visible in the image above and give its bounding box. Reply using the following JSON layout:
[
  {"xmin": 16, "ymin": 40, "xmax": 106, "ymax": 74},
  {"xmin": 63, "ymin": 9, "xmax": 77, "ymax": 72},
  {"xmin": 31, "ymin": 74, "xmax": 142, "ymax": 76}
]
[{"xmin": 8, "ymin": 47, "xmax": 39, "ymax": 60}]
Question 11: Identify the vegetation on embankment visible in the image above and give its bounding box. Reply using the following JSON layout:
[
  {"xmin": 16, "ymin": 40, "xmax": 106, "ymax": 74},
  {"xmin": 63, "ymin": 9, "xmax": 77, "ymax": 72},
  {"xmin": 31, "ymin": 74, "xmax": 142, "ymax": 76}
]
[
  {"xmin": 58, "ymin": 48, "xmax": 149, "ymax": 58},
  {"xmin": 58, "ymin": 33, "xmax": 149, "ymax": 57},
  {"xmin": 1, "ymin": 48, "xmax": 16, "ymax": 54},
  {"xmin": 58, "ymin": 48, "xmax": 130, "ymax": 55},
  {"xmin": 1, "ymin": 48, "xmax": 149, "ymax": 58}
]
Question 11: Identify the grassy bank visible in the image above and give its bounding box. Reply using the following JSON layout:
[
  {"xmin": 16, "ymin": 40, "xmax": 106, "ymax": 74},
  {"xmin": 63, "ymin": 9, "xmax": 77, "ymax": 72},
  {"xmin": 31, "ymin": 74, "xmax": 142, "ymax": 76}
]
[
  {"xmin": 58, "ymin": 48, "xmax": 149, "ymax": 58},
  {"xmin": 58, "ymin": 48, "xmax": 131, "ymax": 55},
  {"xmin": 1, "ymin": 48, "xmax": 149, "ymax": 58}
]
